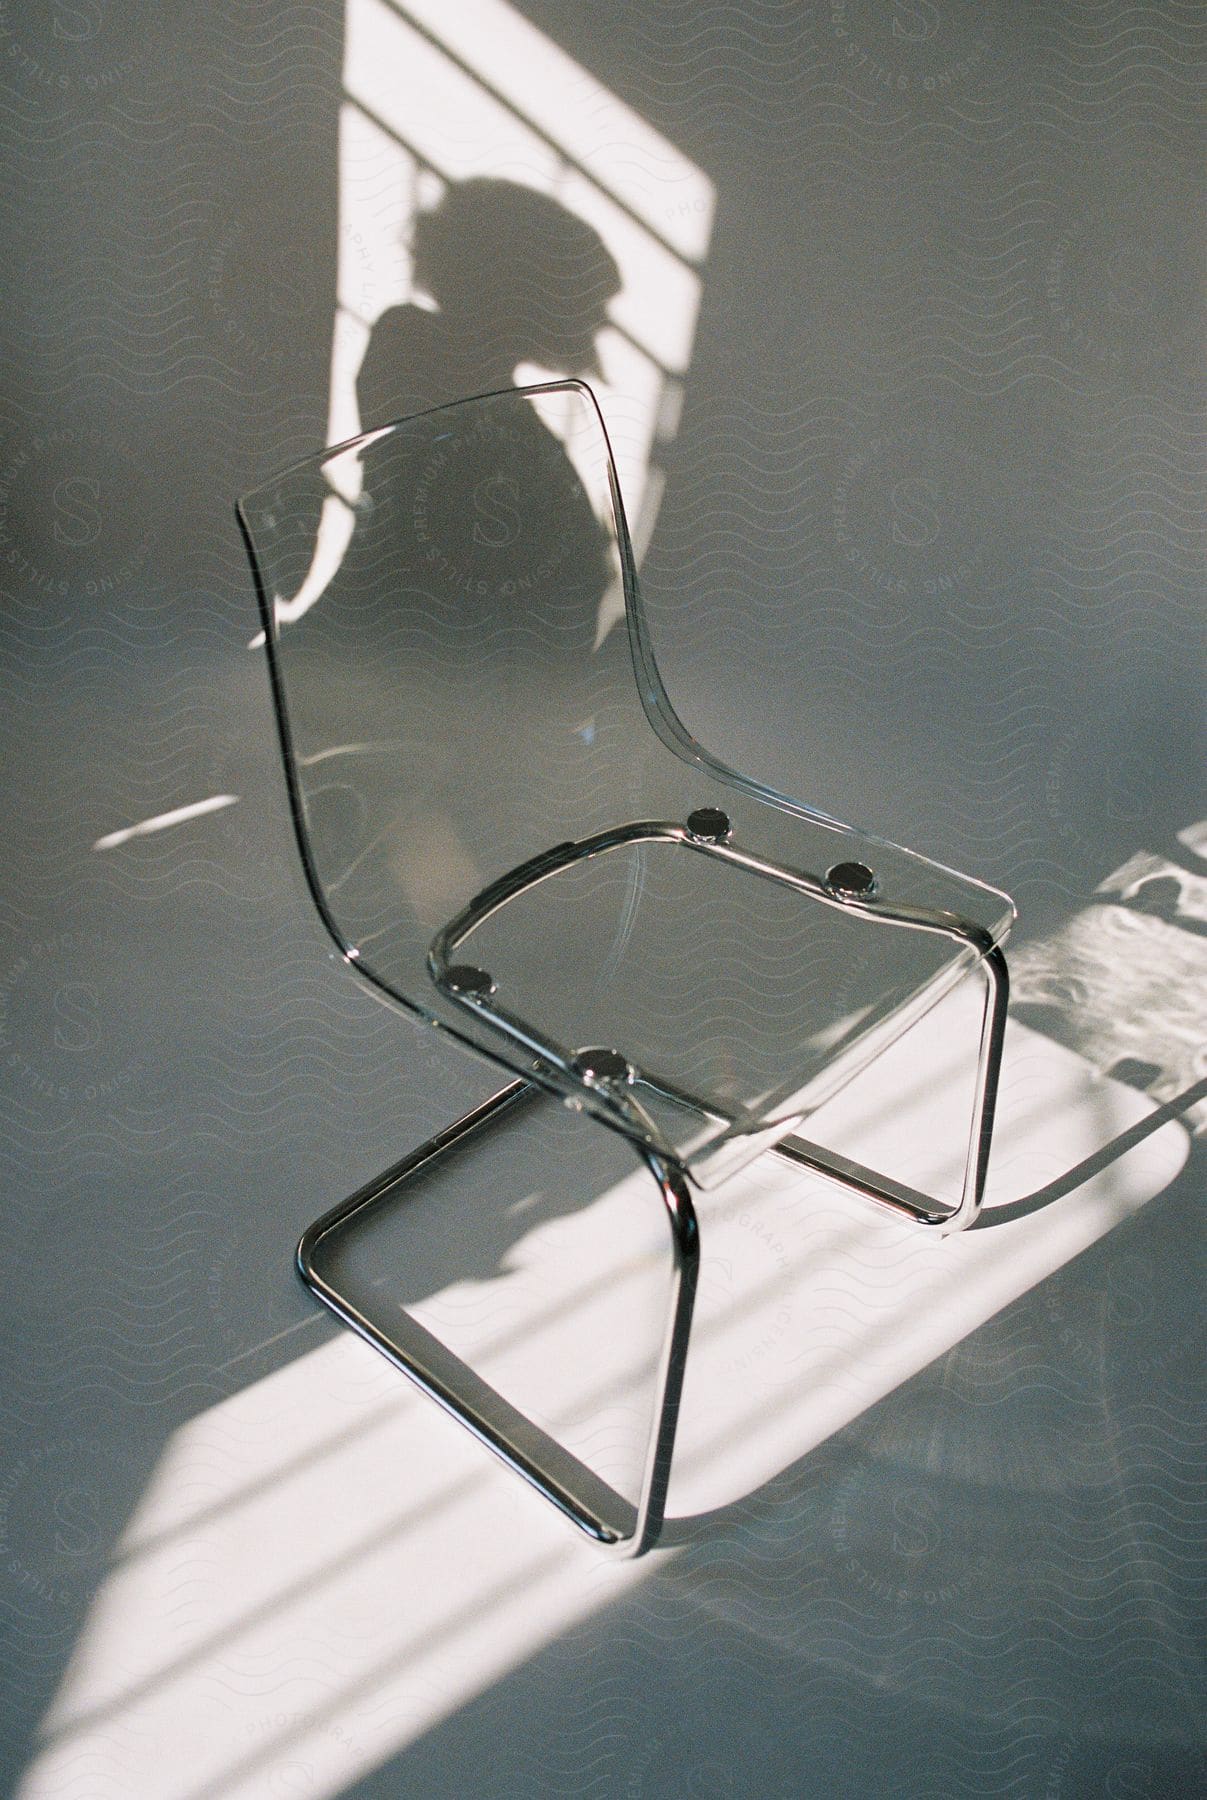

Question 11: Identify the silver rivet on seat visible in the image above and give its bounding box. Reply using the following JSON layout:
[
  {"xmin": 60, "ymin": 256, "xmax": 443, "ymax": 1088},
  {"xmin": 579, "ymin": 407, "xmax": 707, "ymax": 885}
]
[
  {"xmin": 686, "ymin": 807, "xmax": 732, "ymax": 843},
  {"xmin": 571, "ymin": 1047, "xmax": 636, "ymax": 1087},
  {"xmin": 444, "ymin": 964, "xmax": 497, "ymax": 998},
  {"xmin": 826, "ymin": 860, "xmax": 877, "ymax": 898}
]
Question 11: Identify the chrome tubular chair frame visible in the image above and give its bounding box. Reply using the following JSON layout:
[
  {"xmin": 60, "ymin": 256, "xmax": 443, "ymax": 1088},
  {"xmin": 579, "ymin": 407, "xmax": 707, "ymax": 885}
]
[
  {"xmin": 427, "ymin": 813, "xmax": 1010, "ymax": 1236},
  {"xmin": 292, "ymin": 814, "xmax": 1007, "ymax": 1558},
  {"xmin": 297, "ymin": 1079, "xmax": 699, "ymax": 1556},
  {"xmin": 240, "ymin": 379, "xmax": 1014, "ymax": 1558}
]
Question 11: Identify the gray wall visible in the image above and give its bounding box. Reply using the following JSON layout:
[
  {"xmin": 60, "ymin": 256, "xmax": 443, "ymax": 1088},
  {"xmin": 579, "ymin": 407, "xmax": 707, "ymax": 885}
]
[{"xmin": 1, "ymin": 3, "xmax": 1202, "ymax": 1795}]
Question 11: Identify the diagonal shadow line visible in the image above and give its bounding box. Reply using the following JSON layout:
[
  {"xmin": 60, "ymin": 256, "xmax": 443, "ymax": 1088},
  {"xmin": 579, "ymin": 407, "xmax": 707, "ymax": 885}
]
[
  {"xmin": 118, "ymin": 1062, "xmax": 1199, "ymax": 1574},
  {"xmin": 663, "ymin": 1075, "xmax": 1202, "ymax": 1496},
  {"xmin": 659, "ymin": 1135, "xmax": 1207, "ymax": 1554},
  {"xmin": 118, "ymin": 1193, "xmax": 675, "ymax": 1570},
  {"xmin": 339, "ymin": 97, "xmax": 682, "ymax": 382},
  {"xmin": 114, "ymin": 1379, "xmax": 399, "ymax": 1568},
  {"xmin": 43, "ymin": 1275, "xmax": 677, "ymax": 1752},
  {"xmin": 43, "ymin": 1438, "xmax": 531, "ymax": 1755},
  {"xmin": 181, "ymin": 1543, "xmax": 562, "ymax": 1800},
  {"xmin": 972, "ymin": 1075, "xmax": 1205, "ymax": 1227},
  {"xmin": 173, "ymin": 1065, "xmax": 1203, "ymax": 1800},
  {"xmin": 50, "ymin": 1281, "xmax": 682, "ymax": 1775},
  {"xmin": 375, "ymin": 0, "xmax": 706, "ymax": 273},
  {"xmin": 37, "ymin": 1078, "xmax": 1199, "ymax": 1764}
]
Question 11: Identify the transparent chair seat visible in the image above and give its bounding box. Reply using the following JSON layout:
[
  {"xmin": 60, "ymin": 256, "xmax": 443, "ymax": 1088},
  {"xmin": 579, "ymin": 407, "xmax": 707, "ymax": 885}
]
[{"xmin": 239, "ymin": 381, "xmax": 1012, "ymax": 1552}]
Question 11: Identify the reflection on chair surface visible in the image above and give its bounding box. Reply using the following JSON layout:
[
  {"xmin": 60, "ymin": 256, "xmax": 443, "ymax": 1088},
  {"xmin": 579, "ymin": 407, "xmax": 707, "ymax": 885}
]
[{"xmin": 238, "ymin": 381, "xmax": 1015, "ymax": 1553}]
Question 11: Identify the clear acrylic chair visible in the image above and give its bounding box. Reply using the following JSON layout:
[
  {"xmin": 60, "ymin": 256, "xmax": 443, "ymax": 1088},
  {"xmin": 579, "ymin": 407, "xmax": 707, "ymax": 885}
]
[{"xmin": 238, "ymin": 381, "xmax": 1012, "ymax": 1556}]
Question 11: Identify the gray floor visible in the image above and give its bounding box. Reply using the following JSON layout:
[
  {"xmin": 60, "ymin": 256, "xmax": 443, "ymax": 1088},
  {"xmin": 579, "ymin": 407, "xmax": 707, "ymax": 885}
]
[{"xmin": 2, "ymin": 4, "xmax": 1203, "ymax": 1795}]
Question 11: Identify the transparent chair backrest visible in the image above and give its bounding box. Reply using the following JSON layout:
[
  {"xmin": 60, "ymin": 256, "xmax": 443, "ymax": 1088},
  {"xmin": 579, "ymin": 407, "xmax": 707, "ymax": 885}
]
[{"xmin": 240, "ymin": 381, "xmax": 1013, "ymax": 1184}]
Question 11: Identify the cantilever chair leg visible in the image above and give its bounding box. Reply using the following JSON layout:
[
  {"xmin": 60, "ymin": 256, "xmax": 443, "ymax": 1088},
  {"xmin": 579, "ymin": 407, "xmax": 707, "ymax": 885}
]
[
  {"xmin": 775, "ymin": 944, "xmax": 1010, "ymax": 1233},
  {"xmin": 294, "ymin": 940, "xmax": 1004, "ymax": 1558},
  {"xmin": 296, "ymin": 1079, "xmax": 699, "ymax": 1558}
]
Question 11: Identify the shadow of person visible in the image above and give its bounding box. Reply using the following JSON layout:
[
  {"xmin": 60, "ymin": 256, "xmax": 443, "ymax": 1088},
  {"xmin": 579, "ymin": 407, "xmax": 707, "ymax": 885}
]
[{"xmin": 356, "ymin": 177, "xmax": 621, "ymax": 428}]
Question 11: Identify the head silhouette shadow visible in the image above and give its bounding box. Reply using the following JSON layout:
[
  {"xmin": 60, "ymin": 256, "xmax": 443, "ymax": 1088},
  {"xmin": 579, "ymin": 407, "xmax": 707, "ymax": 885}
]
[{"xmin": 357, "ymin": 177, "xmax": 622, "ymax": 429}]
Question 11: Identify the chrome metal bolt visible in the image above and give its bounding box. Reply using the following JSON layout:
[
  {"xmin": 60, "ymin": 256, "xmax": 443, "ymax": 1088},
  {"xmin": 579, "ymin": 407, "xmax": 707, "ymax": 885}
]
[
  {"xmin": 686, "ymin": 807, "xmax": 732, "ymax": 844},
  {"xmin": 826, "ymin": 860, "xmax": 877, "ymax": 898},
  {"xmin": 571, "ymin": 1047, "xmax": 636, "ymax": 1087},
  {"xmin": 444, "ymin": 964, "xmax": 497, "ymax": 998}
]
